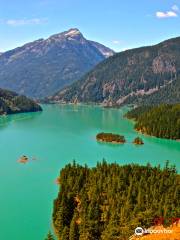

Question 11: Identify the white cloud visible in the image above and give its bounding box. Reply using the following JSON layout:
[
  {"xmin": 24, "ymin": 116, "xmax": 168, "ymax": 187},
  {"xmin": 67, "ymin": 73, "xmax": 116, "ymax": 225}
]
[
  {"xmin": 156, "ymin": 5, "xmax": 179, "ymax": 18},
  {"xmin": 172, "ymin": 5, "xmax": 179, "ymax": 12},
  {"xmin": 112, "ymin": 40, "xmax": 120, "ymax": 44},
  {"xmin": 6, "ymin": 18, "xmax": 47, "ymax": 26},
  {"xmin": 156, "ymin": 10, "xmax": 178, "ymax": 18}
]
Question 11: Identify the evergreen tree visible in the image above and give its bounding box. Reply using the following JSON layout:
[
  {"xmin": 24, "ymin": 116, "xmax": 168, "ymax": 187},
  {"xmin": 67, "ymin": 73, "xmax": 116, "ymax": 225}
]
[
  {"xmin": 61, "ymin": 226, "xmax": 69, "ymax": 240},
  {"xmin": 126, "ymin": 104, "xmax": 180, "ymax": 140},
  {"xmin": 45, "ymin": 231, "xmax": 54, "ymax": 240},
  {"xmin": 69, "ymin": 211, "xmax": 79, "ymax": 240}
]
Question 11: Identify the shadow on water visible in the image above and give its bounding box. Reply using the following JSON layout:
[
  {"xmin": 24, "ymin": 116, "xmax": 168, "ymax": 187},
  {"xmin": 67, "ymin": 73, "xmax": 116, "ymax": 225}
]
[
  {"xmin": 45, "ymin": 104, "xmax": 133, "ymax": 135},
  {"xmin": 0, "ymin": 111, "xmax": 42, "ymax": 130},
  {"xmin": 139, "ymin": 132, "xmax": 180, "ymax": 151},
  {"xmin": 97, "ymin": 141, "xmax": 125, "ymax": 148}
]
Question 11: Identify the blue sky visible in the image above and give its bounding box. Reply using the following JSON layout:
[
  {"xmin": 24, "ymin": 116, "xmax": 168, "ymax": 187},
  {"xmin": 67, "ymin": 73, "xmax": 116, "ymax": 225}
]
[{"xmin": 0, "ymin": 0, "xmax": 179, "ymax": 52}]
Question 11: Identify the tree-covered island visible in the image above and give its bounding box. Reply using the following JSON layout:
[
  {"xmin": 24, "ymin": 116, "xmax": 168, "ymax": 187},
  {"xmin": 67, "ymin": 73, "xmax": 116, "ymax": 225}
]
[
  {"xmin": 133, "ymin": 137, "xmax": 144, "ymax": 145},
  {"xmin": 96, "ymin": 132, "xmax": 126, "ymax": 143}
]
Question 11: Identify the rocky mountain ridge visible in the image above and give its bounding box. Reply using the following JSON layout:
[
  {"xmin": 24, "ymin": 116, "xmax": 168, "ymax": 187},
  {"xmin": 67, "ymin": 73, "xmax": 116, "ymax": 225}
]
[
  {"xmin": 0, "ymin": 28, "xmax": 114, "ymax": 98},
  {"xmin": 50, "ymin": 36, "xmax": 180, "ymax": 106}
]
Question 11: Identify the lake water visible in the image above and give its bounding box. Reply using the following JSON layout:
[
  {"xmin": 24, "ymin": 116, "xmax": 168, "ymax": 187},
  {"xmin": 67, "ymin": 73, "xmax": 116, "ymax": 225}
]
[{"xmin": 0, "ymin": 104, "xmax": 179, "ymax": 240}]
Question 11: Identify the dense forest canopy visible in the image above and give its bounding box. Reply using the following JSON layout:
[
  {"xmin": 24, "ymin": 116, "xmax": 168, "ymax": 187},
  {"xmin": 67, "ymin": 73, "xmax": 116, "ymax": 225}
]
[
  {"xmin": 125, "ymin": 104, "xmax": 180, "ymax": 140},
  {"xmin": 123, "ymin": 77, "xmax": 180, "ymax": 106},
  {"xmin": 53, "ymin": 161, "xmax": 180, "ymax": 240}
]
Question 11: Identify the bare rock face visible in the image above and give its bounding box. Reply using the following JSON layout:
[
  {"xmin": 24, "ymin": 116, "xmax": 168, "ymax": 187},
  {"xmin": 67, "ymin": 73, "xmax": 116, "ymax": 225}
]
[
  {"xmin": 50, "ymin": 36, "xmax": 180, "ymax": 105},
  {"xmin": 152, "ymin": 55, "xmax": 176, "ymax": 74},
  {"xmin": 103, "ymin": 83, "xmax": 116, "ymax": 97}
]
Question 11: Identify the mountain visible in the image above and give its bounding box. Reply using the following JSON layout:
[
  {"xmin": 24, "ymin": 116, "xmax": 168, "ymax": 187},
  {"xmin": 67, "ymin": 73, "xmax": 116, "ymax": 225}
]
[
  {"xmin": 0, "ymin": 28, "xmax": 114, "ymax": 98},
  {"xmin": 89, "ymin": 41, "xmax": 115, "ymax": 58},
  {"xmin": 0, "ymin": 88, "xmax": 42, "ymax": 115},
  {"xmin": 50, "ymin": 37, "xmax": 180, "ymax": 105}
]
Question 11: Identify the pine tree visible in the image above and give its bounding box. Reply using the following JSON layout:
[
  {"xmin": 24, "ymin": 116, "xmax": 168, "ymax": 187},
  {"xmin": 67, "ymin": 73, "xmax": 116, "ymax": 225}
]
[
  {"xmin": 69, "ymin": 212, "xmax": 79, "ymax": 240},
  {"xmin": 45, "ymin": 231, "xmax": 54, "ymax": 240},
  {"xmin": 53, "ymin": 162, "xmax": 179, "ymax": 240},
  {"xmin": 61, "ymin": 226, "xmax": 69, "ymax": 240}
]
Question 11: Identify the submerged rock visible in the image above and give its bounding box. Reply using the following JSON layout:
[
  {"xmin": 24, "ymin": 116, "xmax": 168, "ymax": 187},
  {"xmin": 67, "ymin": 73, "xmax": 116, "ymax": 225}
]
[{"xmin": 17, "ymin": 156, "xmax": 29, "ymax": 164}]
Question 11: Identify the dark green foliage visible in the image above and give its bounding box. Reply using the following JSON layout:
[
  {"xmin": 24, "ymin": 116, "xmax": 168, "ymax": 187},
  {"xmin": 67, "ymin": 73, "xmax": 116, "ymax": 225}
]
[
  {"xmin": 53, "ymin": 161, "xmax": 180, "ymax": 240},
  {"xmin": 0, "ymin": 29, "xmax": 114, "ymax": 98},
  {"xmin": 124, "ymin": 77, "xmax": 180, "ymax": 106},
  {"xmin": 133, "ymin": 137, "xmax": 144, "ymax": 145},
  {"xmin": 126, "ymin": 104, "xmax": 180, "ymax": 140},
  {"xmin": 96, "ymin": 132, "xmax": 126, "ymax": 143},
  {"xmin": 45, "ymin": 231, "xmax": 54, "ymax": 240},
  {"xmin": 69, "ymin": 212, "xmax": 79, "ymax": 240},
  {"xmin": 125, "ymin": 106, "xmax": 153, "ymax": 120},
  {"xmin": 52, "ymin": 37, "xmax": 180, "ymax": 105},
  {"xmin": 0, "ymin": 88, "xmax": 42, "ymax": 115},
  {"xmin": 143, "ymin": 77, "xmax": 180, "ymax": 105},
  {"xmin": 61, "ymin": 226, "xmax": 70, "ymax": 240}
]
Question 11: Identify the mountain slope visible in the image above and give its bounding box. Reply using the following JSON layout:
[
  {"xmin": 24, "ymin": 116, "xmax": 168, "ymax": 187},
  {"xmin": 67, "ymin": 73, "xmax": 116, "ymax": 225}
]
[
  {"xmin": 123, "ymin": 77, "xmax": 180, "ymax": 105},
  {"xmin": 89, "ymin": 40, "xmax": 114, "ymax": 58},
  {"xmin": 0, "ymin": 88, "xmax": 42, "ymax": 115},
  {"xmin": 143, "ymin": 78, "xmax": 180, "ymax": 105},
  {"xmin": 51, "ymin": 37, "xmax": 180, "ymax": 105},
  {"xmin": 0, "ymin": 28, "xmax": 114, "ymax": 98}
]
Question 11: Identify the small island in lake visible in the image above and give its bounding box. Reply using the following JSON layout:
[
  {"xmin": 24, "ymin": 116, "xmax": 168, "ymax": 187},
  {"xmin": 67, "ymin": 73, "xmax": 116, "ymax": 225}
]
[
  {"xmin": 17, "ymin": 156, "xmax": 29, "ymax": 164},
  {"xmin": 133, "ymin": 137, "xmax": 144, "ymax": 145},
  {"xmin": 96, "ymin": 132, "xmax": 126, "ymax": 144}
]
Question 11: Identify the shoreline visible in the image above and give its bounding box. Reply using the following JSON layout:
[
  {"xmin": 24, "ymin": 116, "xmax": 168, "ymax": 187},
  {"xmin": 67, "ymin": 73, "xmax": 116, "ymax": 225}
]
[
  {"xmin": 97, "ymin": 139, "xmax": 126, "ymax": 144},
  {"xmin": 52, "ymin": 222, "xmax": 59, "ymax": 240},
  {"xmin": 135, "ymin": 128, "xmax": 180, "ymax": 142}
]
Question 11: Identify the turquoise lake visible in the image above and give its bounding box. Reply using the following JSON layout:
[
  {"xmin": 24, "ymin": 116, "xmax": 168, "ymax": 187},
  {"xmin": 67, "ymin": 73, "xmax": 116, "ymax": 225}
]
[{"xmin": 0, "ymin": 104, "xmax": 179, "ymax": 240}]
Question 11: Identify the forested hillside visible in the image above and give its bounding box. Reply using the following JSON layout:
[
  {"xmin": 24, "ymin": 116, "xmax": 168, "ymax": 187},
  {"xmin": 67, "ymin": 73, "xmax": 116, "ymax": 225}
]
[
  {"xmin": 123, "ymin": 77, "xmax": 180, "ymax": 105},
  {"xmin": 126, "ymin": 104, "xmax": 180, "ymax": 140},
  {"xmin": 53, "ymin": 161, "xmax": 180, "ymax": 240},
  {"xmin": 50, "ymin": 36, "xmax": 180, "ymax": 105},
  {"xmin": 0, "ymin": 88, "xmax": 42, "ymax": 115}
]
